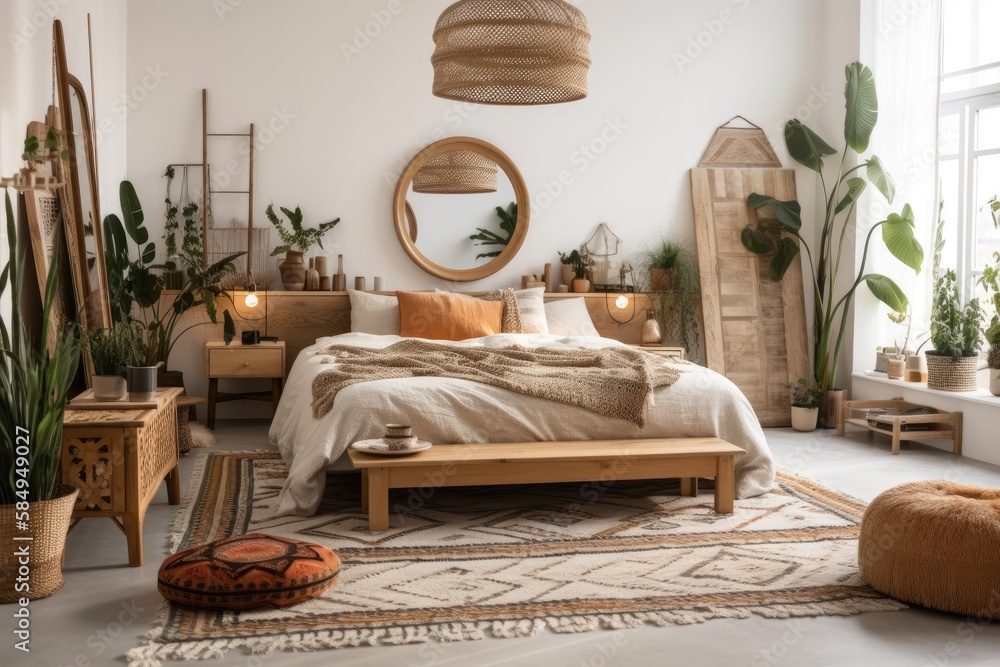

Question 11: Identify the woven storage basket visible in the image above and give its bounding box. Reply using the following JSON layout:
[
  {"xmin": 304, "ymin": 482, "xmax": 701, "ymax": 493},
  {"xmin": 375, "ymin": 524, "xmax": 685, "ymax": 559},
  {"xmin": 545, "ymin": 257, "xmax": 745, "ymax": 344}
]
[
  {"xmin": 432, "ymin": 0, "xmax": 591, "ymax": 106},
  {"xmin": 0, "ymin": 485, "xmax": 78, "ymax": 602},
  {"xmin": 926, "ymin": 353, "xmax": 979, "ymax": 392}
]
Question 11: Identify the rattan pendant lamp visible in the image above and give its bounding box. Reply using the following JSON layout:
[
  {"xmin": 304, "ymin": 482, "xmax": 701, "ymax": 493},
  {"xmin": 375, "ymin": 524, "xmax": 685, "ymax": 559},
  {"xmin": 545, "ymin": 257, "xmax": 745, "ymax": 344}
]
[
  {"xmin": 412, "ymin": 150, "xmax": 499, "ymax": 194},
  {"xmin": 431, "ymin": 0, "xmax": 592, "ymax": 106}
]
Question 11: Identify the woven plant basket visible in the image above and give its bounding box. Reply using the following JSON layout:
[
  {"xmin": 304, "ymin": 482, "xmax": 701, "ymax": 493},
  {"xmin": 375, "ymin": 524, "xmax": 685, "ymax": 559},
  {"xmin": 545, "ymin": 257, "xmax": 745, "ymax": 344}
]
[
  {"xmin": 926, "ymin": 353, "xmax": 979, "ymax": 392},
  {"xmin": 0, "ymin": 485, "xmax": 78, "ymax": 602},
  {"xmin": 412, "ymin": 151, "xmax": 498, "ymax": 194},
  {"xmin": 432, "ymin": 0, "xmax": 592, "ymax": 106}
]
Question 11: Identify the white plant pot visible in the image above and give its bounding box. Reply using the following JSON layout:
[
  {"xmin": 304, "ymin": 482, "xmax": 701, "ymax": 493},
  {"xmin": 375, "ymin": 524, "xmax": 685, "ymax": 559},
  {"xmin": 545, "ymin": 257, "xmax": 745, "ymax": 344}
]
[
  {"xmin": 92, "ymin": 375, "xmax": 127, "ymax": 401},
  {"xmin": 990, "ymin": 369, "xmax": 1000, "ymax": 397},
  {"xmin": 791, "ymin": 406, "xmax": 819, "ymax": 432}
]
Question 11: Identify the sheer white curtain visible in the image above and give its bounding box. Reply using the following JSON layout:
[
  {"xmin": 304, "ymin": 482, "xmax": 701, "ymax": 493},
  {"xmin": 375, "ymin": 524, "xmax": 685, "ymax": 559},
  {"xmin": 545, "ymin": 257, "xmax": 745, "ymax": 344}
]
[{"xmin": 855, "ymin": 0, "xmax": 942, "ymax": 370}]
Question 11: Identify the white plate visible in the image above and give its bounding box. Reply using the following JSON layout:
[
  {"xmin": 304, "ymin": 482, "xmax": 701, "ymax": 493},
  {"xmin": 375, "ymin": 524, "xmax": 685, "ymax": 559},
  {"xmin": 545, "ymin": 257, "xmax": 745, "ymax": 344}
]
[{"xmin": 350, "ymin": 439, "xmax": 433, "ymax": 456}]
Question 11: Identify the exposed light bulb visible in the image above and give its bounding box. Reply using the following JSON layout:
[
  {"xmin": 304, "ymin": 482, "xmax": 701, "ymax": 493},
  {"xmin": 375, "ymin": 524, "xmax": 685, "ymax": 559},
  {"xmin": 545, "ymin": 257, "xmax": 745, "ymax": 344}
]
[
  {"xmin": 245, "ymin": 292, "xmax": 259, "ymax": 308},
  {"xmin": 615, "ymin": 294, "xmax": 629, "ymax": 310}
]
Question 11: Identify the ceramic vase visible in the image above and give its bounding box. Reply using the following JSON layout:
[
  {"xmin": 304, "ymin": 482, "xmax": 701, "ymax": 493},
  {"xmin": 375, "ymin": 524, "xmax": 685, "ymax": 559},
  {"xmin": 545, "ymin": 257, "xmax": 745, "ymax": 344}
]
[
  {"xmin": 92, "ymin": 375, "xmax": 127, "ymax": 401},
  {"xmin": 572, "ymin": 278, "xmax": 591, "ymax": 293},
  {"xmin": 305, "ymin": 258, "xmax": 320, "ymax": 291},
  {"xmin": 279, "ymin": 251, "xmax": 307, "ymax": 291},
  {"xmin": 560, "ymin": 265, "xmax": 574, "ymax": 289},
  {"xmin": 904, "ymin": 354, "xmax": 928, "ymax": 383},
  {"xmin": 641, "ymin": 312, "xmax": 662, "ymax": 346},
  {"xmin": 990, "ymin": 369, "xmax": 1000, "ymax": 397}
]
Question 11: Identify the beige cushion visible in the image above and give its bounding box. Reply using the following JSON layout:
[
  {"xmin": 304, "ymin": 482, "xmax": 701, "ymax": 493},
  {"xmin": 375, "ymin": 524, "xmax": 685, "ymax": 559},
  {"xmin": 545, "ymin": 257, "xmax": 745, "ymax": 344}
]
[
  {"xmin": 859, "ymin": 481, "xmax": 1000, "ymax": 618},
  {"xmin": 349, "ymin": 290, "xmax": 398, "ymax": 335},
  {"xmin": 545, "ymin": 298, "xmax": 601, "ymax": 337},
  {"xmin": 513, "ymin": 287, "xmax": 548, "ymax": 334}
]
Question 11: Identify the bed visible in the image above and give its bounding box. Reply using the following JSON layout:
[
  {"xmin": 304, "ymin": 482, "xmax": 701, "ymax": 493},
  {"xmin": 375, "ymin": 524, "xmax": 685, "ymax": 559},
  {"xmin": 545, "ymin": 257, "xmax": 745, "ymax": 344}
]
[{"xmin": 269, "ymin": 332, "xmax": 775, "ymax": 517}]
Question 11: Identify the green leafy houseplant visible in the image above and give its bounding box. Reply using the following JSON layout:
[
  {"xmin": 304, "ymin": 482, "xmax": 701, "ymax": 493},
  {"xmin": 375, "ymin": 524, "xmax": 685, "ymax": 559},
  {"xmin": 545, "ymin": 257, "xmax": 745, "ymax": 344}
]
[
  {"xmin": 646, "ymin": 237, "xmax": 698, "ymax": 292},
  {"xmin": 741, "ymin": 62, "xmax": 924, "ymax": 393},
  {"xmin": 470, "ymin": 202, "xmax": 516, "ymax": 260},
  {"xmin": 788, "ymin": 377, "xmax": 822, "ymax": 409},
  {"xmin": 558, "ymin": 248, "xmax": 592, "ymax": 279},
  {"xmin": 103, "ymin": 181, "xmax": 243, "ymax": 367},
  {"xmin": 266, "ymin": 204, "xmax": 340, "ymax": 256},
  {"xmin": 84, "ymin": 324, "xmax": 145, "ymax": 375},
  {"xmin": 930, "ymin": 270, "xmax": 982, "ymax": 359},
  {"xmin": 0, "ymin": 188, "xmax": 82, "ymax": 503},
  {"xmin": 980, "ymin": 252, "xmax": 1000, "ymax": 370}
]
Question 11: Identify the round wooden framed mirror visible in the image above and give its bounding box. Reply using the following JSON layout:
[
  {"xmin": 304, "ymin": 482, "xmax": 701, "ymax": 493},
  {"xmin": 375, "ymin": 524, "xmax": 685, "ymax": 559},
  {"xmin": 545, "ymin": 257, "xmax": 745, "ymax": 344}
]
[{"xmin": 393, "ymin": 137, "xmax": 530, "ymax": 282}]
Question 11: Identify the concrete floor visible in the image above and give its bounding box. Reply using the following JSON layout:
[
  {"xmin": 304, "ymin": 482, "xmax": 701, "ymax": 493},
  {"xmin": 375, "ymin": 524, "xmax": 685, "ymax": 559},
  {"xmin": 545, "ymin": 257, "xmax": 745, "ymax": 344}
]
[{"xmin": 4, "ymin": 422, "xmax": 1000, "ymax": 667}]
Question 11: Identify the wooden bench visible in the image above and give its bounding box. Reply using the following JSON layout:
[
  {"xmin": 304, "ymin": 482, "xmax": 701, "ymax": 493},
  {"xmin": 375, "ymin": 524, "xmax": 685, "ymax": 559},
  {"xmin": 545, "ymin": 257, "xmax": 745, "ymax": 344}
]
[{"xmin": 348, "ymin": 437, "xmax": 746, "ymax": 532}]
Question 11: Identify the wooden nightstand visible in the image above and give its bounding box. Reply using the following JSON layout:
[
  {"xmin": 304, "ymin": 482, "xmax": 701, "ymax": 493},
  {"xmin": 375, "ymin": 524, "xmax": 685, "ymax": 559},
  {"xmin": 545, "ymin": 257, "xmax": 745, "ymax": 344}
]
[
  {"xmin": 632, "ymin": 345, "xmax": 685, "ymax": 360},
  {"xmin": 205, "ymin": 341, "xmax": 286, "ymax": 429}
]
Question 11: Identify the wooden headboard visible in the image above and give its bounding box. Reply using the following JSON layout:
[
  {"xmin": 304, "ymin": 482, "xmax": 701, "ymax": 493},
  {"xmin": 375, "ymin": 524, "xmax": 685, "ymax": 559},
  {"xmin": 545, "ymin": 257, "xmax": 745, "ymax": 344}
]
[{"xmin": 222, "ymin": 291, "xmax": 656, "ymax": 369}]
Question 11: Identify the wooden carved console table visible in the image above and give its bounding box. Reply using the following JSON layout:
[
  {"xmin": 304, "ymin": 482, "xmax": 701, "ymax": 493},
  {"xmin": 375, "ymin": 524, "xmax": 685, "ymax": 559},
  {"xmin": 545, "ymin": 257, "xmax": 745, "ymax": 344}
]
[{"xmin": 61, "ymin": 388, "xmax": 182, "ymax": 566}]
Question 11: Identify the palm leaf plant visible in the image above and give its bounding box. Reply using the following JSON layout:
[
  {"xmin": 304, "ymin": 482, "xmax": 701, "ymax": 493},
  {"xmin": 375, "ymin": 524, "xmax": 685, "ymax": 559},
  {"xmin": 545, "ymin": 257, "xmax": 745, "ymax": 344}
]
[
  {"xmin": 470, "ymin": 202, "xmax": 517, "ymax": 260},
  {"xmin": 0, "ymin": 188, "xmax": 82, "ymax": 503},
  {"xmin": 741, "ymin": 62, "xmax": 924, "ymax": 392},
  {"xmin": 266, "ymin": 204, "xmax": 340, "ymax": 256}
]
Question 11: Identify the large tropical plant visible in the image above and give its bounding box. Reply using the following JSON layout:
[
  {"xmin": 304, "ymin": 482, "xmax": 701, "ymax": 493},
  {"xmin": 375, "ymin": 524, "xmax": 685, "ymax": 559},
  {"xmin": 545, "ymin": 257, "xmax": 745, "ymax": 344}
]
[
  {"xmin": 741, "ymin": 62, "xmax": 924, "ymax": 392},
  {"xmin": 0, "ymin": 188, "xmax": 82, "ymax": 503},
  {"xmin": 103, "ymin": 181, "xmax": 243, "ymax": 367}
]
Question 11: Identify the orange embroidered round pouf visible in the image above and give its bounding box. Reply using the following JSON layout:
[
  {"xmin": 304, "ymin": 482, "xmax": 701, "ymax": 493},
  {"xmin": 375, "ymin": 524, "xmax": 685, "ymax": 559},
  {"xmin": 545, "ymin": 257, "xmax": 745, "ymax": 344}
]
[
  {"xmin": 858, "ymin": 481, "xmax": 1000, "ymax": 619},
  {"xmin": 158, "ymin": 533, "xmax": 340, "ymax": 610}
]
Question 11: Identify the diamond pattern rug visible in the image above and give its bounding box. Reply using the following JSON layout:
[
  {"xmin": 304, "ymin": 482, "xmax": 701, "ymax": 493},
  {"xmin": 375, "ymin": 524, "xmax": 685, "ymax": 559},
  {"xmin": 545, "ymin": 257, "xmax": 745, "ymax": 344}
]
[{"xmin": 128, "ymin": 451, "xmax": 904, "ymax": 665}]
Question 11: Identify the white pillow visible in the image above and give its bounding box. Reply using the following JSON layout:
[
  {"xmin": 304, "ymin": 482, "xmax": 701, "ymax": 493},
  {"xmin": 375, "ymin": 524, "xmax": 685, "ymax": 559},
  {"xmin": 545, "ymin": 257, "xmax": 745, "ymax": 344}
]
[
  {"xmin": 545, "ymin": 298, "xmax": 601, "ymax": 337},
  {"xmin": 349, "ymin": 290, "xmax": 399, "ymax": 335},
  {"xmin": 513, "ymin": 287, "xmax": 548, "ymax": 334}
]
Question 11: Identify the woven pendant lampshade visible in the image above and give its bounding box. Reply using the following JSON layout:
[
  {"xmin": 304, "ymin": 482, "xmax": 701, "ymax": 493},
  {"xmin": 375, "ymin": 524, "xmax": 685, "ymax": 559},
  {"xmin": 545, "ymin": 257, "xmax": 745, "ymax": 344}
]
[
  {"xmin": 432, "ymin": 0, "xmax": 592, "ymax": 106},
  {"xmin": 412, "ymin": 150, "xmax": 499, "ymax": 194}
]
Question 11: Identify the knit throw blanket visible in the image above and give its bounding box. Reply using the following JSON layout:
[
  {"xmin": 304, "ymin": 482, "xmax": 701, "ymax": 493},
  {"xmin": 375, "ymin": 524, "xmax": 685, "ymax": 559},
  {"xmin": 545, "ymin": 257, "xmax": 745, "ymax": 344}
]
[{"xmin": 311, "ymin": 341, "xmax": 684, "ymax": 427}]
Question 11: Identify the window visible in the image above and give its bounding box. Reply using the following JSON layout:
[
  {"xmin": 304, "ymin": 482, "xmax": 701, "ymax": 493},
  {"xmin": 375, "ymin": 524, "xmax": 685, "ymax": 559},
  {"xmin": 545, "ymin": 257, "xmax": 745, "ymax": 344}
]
[{"xmin": 940, "ymin": 0, "xmax": 1000, "ymax": 302}]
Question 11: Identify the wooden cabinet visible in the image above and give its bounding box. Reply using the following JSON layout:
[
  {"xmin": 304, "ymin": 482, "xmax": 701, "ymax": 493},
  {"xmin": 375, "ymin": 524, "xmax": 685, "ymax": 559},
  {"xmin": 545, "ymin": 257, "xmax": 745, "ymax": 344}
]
[
  {"xmin": 61, "ymin": 388, "xmax": 183, "ymax": 566},
  {"xmin": 205, "ymin": 341, "xmax": 286, "ymax": 428},
  {"xmin": 837, "ymin": 398, "xmax": 962, "ymax": 455}
]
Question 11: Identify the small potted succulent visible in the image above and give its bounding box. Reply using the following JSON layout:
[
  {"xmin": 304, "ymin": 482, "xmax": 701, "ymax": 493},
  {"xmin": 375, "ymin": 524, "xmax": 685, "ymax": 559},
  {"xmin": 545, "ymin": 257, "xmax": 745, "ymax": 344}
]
[
  {"xmin": 788, "ymin": 378, "xmax": 822, "ymax": 432},
  {"xmin": 926, "ymin": 270, "xmax": 983, "ymax": 391},
  {"xmin": 266, "ymin": 203, "xmax": 340, "ymax": 290},
  {"xmin": 558, "ymin": 248, "xmax": 593, "ymax": 293}
]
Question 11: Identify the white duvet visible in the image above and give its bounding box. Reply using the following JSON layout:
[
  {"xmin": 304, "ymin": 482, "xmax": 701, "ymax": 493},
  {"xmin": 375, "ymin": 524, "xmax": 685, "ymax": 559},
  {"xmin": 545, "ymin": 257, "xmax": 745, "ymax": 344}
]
[{"xmin": 269, "ymin": 333, "xmax": 775, "ymax": 516}]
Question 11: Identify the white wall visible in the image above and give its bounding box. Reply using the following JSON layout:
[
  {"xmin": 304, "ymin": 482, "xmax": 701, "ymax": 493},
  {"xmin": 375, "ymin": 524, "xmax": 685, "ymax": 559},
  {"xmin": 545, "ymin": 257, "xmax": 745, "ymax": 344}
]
[
  {"xmin": 124, "ymin": 0, "xmax": 838, "ymax": 415},
  {"xmin": 0, "ymin": 0, "xmax": 127, "ymax": 325}
]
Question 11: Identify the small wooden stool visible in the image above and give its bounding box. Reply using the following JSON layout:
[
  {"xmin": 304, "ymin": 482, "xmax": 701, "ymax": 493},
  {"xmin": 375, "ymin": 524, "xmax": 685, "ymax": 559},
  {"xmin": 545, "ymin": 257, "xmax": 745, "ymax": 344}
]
[{"xmin": 176, "ymin": 395, "xmax": 208, "ymax": 456}]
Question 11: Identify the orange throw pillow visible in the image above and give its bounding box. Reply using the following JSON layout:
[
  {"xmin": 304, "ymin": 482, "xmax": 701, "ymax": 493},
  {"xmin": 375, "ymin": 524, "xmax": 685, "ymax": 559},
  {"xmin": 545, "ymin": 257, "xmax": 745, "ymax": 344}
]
[
  {"xmin": 397, "ymin": 291, "xmax": 504, "ymax": 340},
  {"xmin": 158, "ymin": 533, "xmax": 340, "ymax": 610}
]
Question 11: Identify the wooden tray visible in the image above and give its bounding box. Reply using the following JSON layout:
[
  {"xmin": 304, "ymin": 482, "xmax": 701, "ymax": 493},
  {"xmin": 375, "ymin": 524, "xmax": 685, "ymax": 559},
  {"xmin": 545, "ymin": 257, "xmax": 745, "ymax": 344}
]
[{"xmin": 68, "ymin": 389, "xmax": 159, "ymax": 410}]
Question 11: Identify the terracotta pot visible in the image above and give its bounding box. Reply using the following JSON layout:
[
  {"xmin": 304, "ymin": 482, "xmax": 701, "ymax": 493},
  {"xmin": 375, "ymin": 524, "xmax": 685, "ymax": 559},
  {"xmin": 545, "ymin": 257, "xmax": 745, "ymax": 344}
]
[
  {"xmin": 649, "ymin": 268, "xmax": 679, "ymax": 292},
  {"xmin": 819, "ymin": 388, "xmax": 846, "ymax": 429},
  {"xmin": 0, "ymin": 486, "xmax": 78, "ymax": 602},
  {"xmin": 790, "ymin": 406, "xmax": 819, "ymax": 432},
  {"xmin": 886, "ymin": 358, "xmax": 905, "ymax": 380},
  {"xmin": 279, "ymin": 251, "xmax": 307, "ymax": 291},
  {"xmin": 92, "ymin": 375, "xmax": 127, "ymax": 401},
  {"xmin": 989, "ymin": 369, "xmax": 1000, "ymax": 397},
  {"xmin": 904, "ymin": 354, "xmax": 927, "ymax": 383},
  {"xmin": 572, "ymin": 278, "xmax": 591, "ymax": 293}
]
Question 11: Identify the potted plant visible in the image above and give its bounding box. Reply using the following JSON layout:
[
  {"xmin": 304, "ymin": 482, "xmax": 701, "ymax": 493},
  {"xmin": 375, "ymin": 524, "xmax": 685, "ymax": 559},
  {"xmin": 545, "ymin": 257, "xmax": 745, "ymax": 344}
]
[
  {"xmin": 103, "ymin": 181, "xmax": 243, "ymax": 384},
  {"xmin": 979, "ymin": 251, "xmax": 1000, "ymax": 395},
  {"xmin": 0, "ymin": 187, "xmax": 81, "ymax": 601},
  {"xmin": 788, "ymin": 378, "xmax": 822, "ymax": 432},
  {"xmin": 266, "ymin": 203, "xmax": 340, "ymax": 290},
  {"xmin": 84, "ymin": 323, "xmax": 145, "ymax": 400},
  {"xmin": 558, "ymin": 248, "xmax": 593, "ymax": 293},
  {"xmin": 740, "ymin": 62, "xmax": 924, "ymax": 425},
  {"xmin": 926, "ymin": 270, "xmax": 983, "ymax": 391},
  {"xmin": 646, "ymin": 237, "xmax": 698, "ymax": 292}
]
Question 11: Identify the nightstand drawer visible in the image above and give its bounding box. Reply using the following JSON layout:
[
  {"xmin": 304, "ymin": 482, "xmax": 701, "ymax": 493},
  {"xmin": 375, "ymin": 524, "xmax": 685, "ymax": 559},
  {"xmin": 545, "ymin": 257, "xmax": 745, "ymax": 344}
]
[
  {"xmin": 207, "ymin": 347, "xmax": 284, "ymax": 378},
  {"xmin": 632, "ymin": 345, "xmax": 685, "ymax": 360}
]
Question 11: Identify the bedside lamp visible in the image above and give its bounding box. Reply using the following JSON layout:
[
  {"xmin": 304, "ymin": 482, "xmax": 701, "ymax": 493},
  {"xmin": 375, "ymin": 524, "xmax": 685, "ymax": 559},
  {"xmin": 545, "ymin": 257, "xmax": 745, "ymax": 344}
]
[
  {"xmin": 230, "ymin": 271, "xmax": 275, "ymax": 342},
  {"xmin": 607, "ymin": 264, "xmax": 636, "ymax": 325}
]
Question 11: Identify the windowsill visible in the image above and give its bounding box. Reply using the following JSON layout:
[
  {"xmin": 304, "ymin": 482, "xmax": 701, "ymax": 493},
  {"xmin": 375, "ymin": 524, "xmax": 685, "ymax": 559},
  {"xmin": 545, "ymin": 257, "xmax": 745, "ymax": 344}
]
[{"xmin": 854, "ymin": 371, "xmax": 1000, "ymax": 408}]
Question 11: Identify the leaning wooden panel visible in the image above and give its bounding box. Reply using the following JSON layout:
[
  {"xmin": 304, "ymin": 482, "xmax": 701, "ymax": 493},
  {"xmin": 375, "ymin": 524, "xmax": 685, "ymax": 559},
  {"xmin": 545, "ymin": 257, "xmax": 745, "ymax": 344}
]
[{"xmin": 690, "ymin": 167, "xmax": 809, "ymax": 427}]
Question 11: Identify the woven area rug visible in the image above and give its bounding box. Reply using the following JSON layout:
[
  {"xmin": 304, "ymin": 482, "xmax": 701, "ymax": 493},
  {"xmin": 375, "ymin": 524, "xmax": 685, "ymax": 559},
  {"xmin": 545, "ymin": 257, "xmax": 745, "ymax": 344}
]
[{"xmin": 128, "ymin": 451, "xmax": 904, "ymax": 666}]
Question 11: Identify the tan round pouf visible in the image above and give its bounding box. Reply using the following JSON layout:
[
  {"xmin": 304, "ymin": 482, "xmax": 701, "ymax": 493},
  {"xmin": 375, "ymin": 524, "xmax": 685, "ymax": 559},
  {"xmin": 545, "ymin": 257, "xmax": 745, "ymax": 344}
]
[{"xmin": 859, "ymin": 481, "xmax": 1000, "ymax": 618}]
